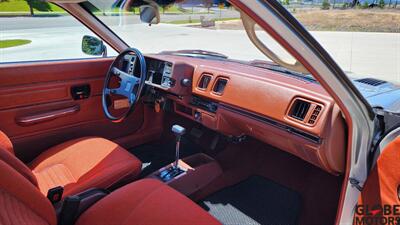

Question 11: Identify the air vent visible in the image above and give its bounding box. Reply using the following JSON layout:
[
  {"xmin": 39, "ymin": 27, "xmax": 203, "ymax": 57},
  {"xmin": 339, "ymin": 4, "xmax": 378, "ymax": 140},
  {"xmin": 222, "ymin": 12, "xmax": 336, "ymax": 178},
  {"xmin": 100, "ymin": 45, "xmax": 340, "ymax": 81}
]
[
  {"xmin": 198, "ymin": 74, "xmax": 212, "ymax": 89},
  {"xmin": 308, "ymin": 105, "xmax": 322, "ymax": 125},
  {"xmin": 289, "ymin": 99, "xmax": 311, "ymax": 121},
  {"xmin": 213, "ymin": 78, "xmax": 228, "ymax": 95},
  {"xmin": 355, "ymin": 78, "xmax": 387, "ymax": 86}
]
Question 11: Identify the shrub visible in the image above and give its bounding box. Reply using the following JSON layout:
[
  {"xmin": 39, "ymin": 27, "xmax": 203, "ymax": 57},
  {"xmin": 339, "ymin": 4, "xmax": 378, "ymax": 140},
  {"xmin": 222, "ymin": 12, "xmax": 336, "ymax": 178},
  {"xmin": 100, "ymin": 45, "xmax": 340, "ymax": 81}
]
[
  {"xmin": 378, "ymin": 0, "xmax": 385, "ymax": 8},
  {"xmin": 321, "ymin": 0, "xmax": 331, "ymax": 9},
  {"xmin": 362, "ymin": 1, "xmax": 369, "ymax": 8}
]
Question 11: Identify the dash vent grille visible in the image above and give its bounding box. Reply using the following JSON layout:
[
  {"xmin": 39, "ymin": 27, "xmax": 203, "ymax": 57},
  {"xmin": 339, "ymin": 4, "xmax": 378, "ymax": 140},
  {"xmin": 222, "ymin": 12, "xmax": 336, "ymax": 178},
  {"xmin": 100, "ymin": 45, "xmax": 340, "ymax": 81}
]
[
  {"xmin": 355, "ymin": 78, "xmax": 387, "ymax": 86},
  {"xmin": 198, "ymin": 74, "xmax": 212, "ymax": 89},
  {"xmin": 289, "ymin": 99, "xmax": 311, "ymax": 121},
  {"xmin": 213, "ymin": 78, "xmax": 228, "ymax": 95}
]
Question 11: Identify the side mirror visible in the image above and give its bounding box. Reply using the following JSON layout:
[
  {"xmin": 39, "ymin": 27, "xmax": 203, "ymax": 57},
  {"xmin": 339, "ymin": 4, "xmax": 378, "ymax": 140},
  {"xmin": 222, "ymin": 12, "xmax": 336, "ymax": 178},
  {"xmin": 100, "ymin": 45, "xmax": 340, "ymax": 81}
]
[
  {"xmin": 139, "ymin": 5, "xmax": 160, "ymax": 25},
  {"xmin": 82, "ymin": 35, "xmax": 107, "ymax": 57}
]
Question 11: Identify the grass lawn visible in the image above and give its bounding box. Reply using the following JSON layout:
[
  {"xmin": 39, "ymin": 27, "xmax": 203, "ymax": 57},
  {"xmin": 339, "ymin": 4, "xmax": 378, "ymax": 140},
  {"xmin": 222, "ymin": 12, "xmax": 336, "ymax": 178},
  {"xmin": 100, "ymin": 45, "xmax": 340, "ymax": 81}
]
[
  {"xmin": 200, "ymin": 9, "xmax": 400, "ymax": 33},
  {"xmin": 293, "ymin": 9, "xmax": 400, "ymax": 33},
  {"xmin": 0, "ymin": 0, "xmax": 64, "ymax": 12},
  {"xmin": 0, "ymin": 39, "xmax": 32, "ymax": 48},
  {"xmin": 166, "ymin": 17, "xmax": 240, "ymax": 24}
]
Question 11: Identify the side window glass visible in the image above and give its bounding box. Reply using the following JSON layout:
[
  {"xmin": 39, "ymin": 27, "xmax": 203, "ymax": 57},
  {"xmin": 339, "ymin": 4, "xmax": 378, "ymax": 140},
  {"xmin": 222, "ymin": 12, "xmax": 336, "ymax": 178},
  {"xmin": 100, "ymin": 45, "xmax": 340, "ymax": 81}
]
[{"xmin": 0, "ymin": 2, "xmax": 117, "ymax": 63}]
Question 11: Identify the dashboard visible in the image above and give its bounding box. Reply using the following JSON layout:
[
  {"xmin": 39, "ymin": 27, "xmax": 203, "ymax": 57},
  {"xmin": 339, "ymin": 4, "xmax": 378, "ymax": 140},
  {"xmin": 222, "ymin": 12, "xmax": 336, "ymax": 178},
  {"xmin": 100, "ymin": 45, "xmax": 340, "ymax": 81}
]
[
  {"xmin": 144, "ymin": 54, "xmax": 347, "ymax": 175},
  {"xmin": 146, "ymin": 59, "xmax": 174, "ymax": 88}
]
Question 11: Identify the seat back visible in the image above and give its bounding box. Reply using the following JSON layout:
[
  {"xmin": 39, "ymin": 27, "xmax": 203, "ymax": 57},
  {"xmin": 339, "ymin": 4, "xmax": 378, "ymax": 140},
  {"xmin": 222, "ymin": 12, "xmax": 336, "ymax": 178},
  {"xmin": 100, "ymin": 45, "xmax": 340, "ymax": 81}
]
[
  {"xmin": 355, "ymin": 136, "xmax": 400, "ymax": 222},
  {"xmin": 0, "ymin": 130, "xmax": 13, "ymax": 154},
  {"xmin": 0, "ymin": 160, "xmax": 56, "ymax": 225},
  {"xmin": 0, "ymin": 130, "xmax": 38, "ymax": 186}
]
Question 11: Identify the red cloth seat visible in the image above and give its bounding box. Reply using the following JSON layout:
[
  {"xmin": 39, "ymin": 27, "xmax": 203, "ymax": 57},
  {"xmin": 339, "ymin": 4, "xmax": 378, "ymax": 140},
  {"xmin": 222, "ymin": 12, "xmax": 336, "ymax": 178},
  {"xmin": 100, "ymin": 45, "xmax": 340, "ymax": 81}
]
[
  {"xmin": 0, "ymin": 130, "xmax": 141, "ymax": 198},
  {"xmin": 76, "ymin": 178, "xmax": 221, "ymax": 225},
  {"xmin": 0, "ymin": 159, "xmax": 221, "ymax": 225}
]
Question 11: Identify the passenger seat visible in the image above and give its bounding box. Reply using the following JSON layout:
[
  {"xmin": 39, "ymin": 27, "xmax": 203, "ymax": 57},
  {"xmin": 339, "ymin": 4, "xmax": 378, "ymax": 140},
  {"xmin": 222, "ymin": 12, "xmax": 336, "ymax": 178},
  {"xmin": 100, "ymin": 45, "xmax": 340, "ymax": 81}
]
[{"xmin": 0, "ymin": 159, "xmax": 221, "ymax": 225}]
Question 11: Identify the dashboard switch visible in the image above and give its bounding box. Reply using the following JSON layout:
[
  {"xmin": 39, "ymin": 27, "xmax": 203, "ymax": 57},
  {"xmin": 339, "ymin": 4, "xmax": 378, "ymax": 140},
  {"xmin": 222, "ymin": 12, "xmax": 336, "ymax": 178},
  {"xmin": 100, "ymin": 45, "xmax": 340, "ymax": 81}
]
[{"xmin": 181, "ymin": 78, "xmax": 192, "ymax": 87}]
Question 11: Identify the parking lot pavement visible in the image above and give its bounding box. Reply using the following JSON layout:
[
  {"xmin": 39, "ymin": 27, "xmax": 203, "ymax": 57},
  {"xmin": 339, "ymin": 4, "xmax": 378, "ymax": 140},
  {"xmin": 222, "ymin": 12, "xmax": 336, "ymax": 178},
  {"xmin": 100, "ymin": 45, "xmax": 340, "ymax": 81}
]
[{"xmin": 1, "ymin": 23, "xmax": 399, "ymax": 83}]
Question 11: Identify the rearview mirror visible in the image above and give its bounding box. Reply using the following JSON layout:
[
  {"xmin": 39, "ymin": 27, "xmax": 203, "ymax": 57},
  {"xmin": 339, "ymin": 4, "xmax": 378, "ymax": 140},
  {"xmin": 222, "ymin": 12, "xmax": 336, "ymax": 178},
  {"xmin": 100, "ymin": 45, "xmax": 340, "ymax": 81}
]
[
  {"xmin": 139, "ymin": 5, "xmax": 160, "ymax": 25},
  {"xmin": 82, "ymin": 35, "xmax": 107, "ymax": 57}
]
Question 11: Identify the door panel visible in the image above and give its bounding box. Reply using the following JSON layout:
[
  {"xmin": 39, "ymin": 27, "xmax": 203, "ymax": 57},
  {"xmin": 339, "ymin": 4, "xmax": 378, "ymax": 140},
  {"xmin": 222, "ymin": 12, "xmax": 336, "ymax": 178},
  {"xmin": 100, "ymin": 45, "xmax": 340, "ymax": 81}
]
[{"xmin": 0, "ymin": 58, "xmax": 157, "ymax": 162}]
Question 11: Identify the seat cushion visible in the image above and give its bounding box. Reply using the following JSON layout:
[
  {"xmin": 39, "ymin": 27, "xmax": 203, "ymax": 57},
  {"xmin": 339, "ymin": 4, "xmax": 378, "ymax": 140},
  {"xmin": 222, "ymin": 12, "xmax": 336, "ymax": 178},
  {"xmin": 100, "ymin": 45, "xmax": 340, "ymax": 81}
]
[
  {"xmin": 30, "ymin": 137, "xmax": 142, "ymax": 197},
  {"xmin": 76, "ymin": 178, "xmax": 221, "ymax": 225}
]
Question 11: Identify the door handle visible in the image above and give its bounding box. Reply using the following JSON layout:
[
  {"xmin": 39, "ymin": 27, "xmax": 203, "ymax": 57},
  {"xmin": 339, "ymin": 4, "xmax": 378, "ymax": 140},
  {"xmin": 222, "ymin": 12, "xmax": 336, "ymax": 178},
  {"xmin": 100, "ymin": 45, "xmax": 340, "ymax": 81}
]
[{"xmin": 16, "ymin": 105, "xmax": 80, "ymax": 126}]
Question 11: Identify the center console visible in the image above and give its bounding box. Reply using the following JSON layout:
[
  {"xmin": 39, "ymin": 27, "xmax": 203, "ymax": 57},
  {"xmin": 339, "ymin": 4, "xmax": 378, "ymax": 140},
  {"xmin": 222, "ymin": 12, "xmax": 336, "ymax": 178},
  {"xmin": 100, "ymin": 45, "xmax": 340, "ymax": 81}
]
[{"xmin": 148, "ymin": 125, "xmax": 222, "ymax": 196}]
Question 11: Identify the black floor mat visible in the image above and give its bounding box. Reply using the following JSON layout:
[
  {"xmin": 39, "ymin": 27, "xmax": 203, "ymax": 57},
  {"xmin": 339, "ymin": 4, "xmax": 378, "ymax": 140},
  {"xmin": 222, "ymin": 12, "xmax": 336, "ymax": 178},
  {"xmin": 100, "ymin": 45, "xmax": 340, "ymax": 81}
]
[
  {"xmin": 199, "ymin": 176, "xmax": 302, "ymax": 225},
  {"xmin": 130, "ymin": 138, "xmax": 203, "ymax": 177}
]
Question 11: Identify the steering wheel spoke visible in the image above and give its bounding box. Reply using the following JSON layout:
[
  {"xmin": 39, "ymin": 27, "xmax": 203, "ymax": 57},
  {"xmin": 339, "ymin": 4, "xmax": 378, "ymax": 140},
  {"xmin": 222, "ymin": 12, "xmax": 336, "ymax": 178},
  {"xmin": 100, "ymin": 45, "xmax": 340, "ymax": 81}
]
[{"xmin": 102, "ymin": 48, "xmax": 147, "ymax": 122}]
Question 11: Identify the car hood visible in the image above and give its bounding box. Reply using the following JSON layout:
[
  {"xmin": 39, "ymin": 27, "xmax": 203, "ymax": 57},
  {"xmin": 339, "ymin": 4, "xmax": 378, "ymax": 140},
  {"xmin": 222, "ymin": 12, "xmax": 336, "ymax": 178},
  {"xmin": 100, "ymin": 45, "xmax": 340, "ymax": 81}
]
[{"xmin": 352, "ymin": 78, "xmax": 400, "ymax": 113}]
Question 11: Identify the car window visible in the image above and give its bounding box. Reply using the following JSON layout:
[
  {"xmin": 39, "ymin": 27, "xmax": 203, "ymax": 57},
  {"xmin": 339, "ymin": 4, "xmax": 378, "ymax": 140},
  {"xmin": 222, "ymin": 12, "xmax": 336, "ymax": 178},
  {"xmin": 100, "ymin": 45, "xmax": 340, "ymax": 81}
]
[
  {"xmin": 81, "ymin": 0, "xmax": 312, "ymax": 76},
  {"xmin": 0, "ymin": 2, "xmax": 117, "ymax": 63},
  {"xmin": 288, "ymin": 3, "xmax": 400, "ymax": 84}
]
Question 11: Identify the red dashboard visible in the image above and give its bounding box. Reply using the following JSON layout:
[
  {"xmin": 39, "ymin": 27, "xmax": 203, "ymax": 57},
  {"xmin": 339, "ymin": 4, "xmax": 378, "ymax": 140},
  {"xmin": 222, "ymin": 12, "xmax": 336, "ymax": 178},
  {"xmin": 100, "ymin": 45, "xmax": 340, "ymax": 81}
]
[{"xmin": 145, "ymin": 54, "xmax": 347, "ymax": 175}]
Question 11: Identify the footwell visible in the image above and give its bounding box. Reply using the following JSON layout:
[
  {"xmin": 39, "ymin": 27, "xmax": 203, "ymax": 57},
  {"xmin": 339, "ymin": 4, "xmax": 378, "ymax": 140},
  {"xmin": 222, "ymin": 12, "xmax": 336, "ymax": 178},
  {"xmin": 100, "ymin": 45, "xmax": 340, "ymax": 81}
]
[{"xmin": 199, "ymin": 176, "xmax": 301, "ymax": 225}]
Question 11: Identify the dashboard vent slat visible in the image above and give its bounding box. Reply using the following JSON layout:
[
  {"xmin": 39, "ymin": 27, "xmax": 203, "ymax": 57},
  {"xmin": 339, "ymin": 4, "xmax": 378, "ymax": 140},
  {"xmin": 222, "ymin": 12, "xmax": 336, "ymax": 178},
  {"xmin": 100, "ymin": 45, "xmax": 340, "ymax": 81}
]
[
  {"xmin": 213, "ymin": 78, "xmax": 228, "ymax": 95},
  {"xmin": 198, "ymin": 74, "xmax": 212, "ymax": 89},
  {"xmin": 289, "ymin": 99, "xmax": 311, "ymax": 121},
  {"xmin": 355, "ymin": 78, "xmax": 387, "ymax": 86}
]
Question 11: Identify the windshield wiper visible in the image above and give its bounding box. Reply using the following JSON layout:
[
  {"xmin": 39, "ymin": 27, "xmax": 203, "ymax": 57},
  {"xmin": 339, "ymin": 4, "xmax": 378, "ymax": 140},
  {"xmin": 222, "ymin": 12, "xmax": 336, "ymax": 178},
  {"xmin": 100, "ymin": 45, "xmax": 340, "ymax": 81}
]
[
  {"xmin": 160, "ymin": 50, "xmax": 228, "ymax": 59},
  {"xmin": 249, "ymin": 60, "xmax": 316, "ymax": 83}
]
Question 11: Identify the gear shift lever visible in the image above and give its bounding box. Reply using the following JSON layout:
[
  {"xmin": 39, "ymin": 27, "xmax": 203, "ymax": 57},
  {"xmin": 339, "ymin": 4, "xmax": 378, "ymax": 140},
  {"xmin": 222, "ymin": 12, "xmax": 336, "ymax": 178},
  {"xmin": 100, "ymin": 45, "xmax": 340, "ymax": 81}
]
[{"xmin": 172, "ymin": 125, "xmax": 186, "ymax": 169}]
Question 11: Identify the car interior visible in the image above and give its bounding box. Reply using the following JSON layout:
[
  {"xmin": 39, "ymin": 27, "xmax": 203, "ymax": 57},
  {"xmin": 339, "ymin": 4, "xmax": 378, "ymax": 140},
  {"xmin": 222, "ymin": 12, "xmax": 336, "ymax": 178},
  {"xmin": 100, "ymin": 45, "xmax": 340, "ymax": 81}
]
[
  {"xmin": 1, "ymin": 1, "xmax": 399, "ymax": 225},
  {"xmin": 0, "ymin": 48, "xmax": 349, "ymax": 225}
]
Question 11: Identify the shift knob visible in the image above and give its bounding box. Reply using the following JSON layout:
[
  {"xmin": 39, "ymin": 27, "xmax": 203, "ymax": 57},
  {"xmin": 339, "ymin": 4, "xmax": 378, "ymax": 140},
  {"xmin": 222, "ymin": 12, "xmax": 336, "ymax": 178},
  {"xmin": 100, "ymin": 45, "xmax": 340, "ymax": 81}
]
[
  {"xmin": 172, "ymin": 125, "xmax": 185, "ymax": 169},
  {"xmin": 172, "ymin": 125, "xmax": 186, "ymax": 137}
]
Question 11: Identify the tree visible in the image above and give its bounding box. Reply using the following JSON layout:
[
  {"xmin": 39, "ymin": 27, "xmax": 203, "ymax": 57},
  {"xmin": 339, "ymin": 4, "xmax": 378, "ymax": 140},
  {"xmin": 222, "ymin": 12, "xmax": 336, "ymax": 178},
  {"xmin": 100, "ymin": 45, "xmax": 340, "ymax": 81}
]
[
  {"xmin": 350, "ymin": 0, "xmax": 360, "ymax": 7},
  {"xmin": 155, "ymin": 0, "xmax": 174, "ymax": 14},
  {"xmin": 24, "ymin": 0, "xmax": 52, "ymax": 16},
  {"xmin": 26, "ymin": 0, "xmax": 35, "ymax": 16},
  {"xmin": 321, "ymin": 0, "xmax": 330, "ymax": 9},
  {"xmin": 378, "ymin": 0, "xmax": 385, "ymax": 8},
  {"xmin": 203, "ymin": 0, "xmax": 213, "ymax": 13}
]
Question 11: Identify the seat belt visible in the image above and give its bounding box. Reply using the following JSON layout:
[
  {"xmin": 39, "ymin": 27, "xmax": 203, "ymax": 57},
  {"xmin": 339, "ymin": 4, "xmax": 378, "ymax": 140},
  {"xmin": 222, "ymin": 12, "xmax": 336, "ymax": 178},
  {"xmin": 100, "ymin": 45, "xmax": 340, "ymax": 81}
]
[{"xmin": 47, "ymin": 186, "xmax": 64, "ymax": 204}]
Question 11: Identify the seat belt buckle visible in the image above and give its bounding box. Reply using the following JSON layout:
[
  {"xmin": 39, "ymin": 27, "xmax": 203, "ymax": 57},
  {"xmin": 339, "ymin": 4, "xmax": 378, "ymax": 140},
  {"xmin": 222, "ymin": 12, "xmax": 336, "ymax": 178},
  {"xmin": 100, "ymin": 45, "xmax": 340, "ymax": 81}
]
[{"xmin": 47, "ymin": 186, "xmax": 64, "ymax": 204}]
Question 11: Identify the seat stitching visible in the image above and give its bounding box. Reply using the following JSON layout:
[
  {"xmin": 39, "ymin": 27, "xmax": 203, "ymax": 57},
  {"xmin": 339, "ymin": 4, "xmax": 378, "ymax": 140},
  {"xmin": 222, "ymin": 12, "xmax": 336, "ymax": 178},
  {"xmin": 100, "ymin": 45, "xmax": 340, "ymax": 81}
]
[
  {"xmin": 0, "ymin": 188, "xmax": 50, "ymax": 225},
  {"xmin": 35, "ymin": 164, "xmax": 77, "ymax": 192},
  {"xmin": 1, "ymin": 190, "xmax": 11, "ymax": 225}
]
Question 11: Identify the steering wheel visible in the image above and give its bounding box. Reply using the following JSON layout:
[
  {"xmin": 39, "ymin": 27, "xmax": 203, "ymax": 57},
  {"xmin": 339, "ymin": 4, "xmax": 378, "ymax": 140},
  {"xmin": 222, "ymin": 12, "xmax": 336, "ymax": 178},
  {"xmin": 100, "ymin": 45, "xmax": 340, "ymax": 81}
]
[{"xmin": 102, "ymin": 48, "xmax": 146, "ymax": 122}]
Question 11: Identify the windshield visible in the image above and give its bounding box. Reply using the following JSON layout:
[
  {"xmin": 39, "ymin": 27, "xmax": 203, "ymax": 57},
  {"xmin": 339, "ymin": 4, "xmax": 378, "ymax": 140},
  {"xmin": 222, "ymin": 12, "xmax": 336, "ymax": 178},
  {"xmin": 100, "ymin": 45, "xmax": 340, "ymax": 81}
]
[
  {"xmin": 82, "ymin": 0, "xmax": 298, "ymax": 69},
  {"xmin": 290, "ymin": 4, "xmax": 399, "ymax": 84},
  {"xmin": 82, "ymin": 0, "xmax": 399, "ymax": 84}
]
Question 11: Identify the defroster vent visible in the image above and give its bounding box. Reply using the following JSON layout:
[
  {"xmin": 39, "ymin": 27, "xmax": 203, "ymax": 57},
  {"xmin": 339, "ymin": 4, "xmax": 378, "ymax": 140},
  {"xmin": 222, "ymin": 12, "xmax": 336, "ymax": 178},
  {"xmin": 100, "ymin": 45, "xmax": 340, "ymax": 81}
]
[{"xmin": 289, "ymin": 99, "xmax": 311, "ymax": 121}]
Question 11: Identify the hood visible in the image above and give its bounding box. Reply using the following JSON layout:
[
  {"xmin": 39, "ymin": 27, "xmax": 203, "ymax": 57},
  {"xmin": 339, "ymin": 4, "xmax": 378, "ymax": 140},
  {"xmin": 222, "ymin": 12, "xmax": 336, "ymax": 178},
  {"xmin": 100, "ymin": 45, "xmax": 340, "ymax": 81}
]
[{"xmin": 352, "ymin": 78, "xmax": 400, "ymax": 113}]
